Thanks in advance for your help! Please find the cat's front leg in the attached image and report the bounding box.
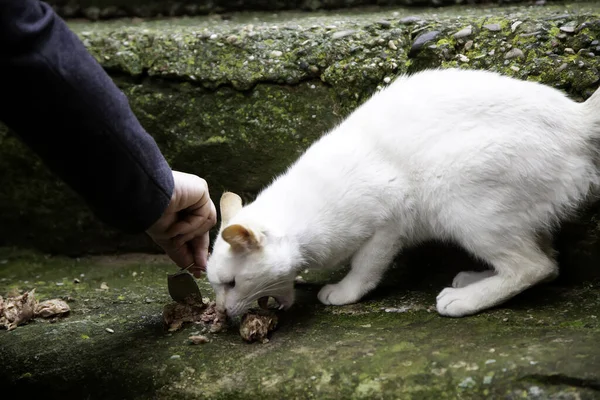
[318,228,402,306]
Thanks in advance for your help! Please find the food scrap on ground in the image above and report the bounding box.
[35,299,71,318]
[162,300,209,332]
[200,301,227,333]
[162,292,280,343]
[1,289,71,331]
[239,309,278,343]
[188,335,209,345]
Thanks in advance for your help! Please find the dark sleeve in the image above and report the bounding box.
[0,0,174,234]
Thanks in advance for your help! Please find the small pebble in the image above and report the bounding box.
[331,30,356,40]
[269,50,283,58]
[377,20,391,28]
[100,282,109,290]
[510,66,520,72]
[383,76,391,84]
[529,386,543,396]
[409,31,440,56]
[458,54,470,63]
[483,23,501,32]
[56,282,64,286]
[504,48,524,59]
[170,355,181,359]
[458,377,476,388]
[559,23,576,33]
[399,16,422,24]
[464,40,473,51]
[106,328,114,333]
[483,376,493,384]
[388,40,397,50]
[564,47,575,54]
[511,21,523,33]
[309,65,319,73]
[209,34,218,40]
[453,26,472,39]
[556,63,568,73]
[485,359,496,364]
[73,278,80,284]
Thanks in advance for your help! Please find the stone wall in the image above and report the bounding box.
[1,2,599,258]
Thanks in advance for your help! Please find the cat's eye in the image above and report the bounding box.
[226,280,236,288]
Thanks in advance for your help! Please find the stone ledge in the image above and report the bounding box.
[71,2,600,96]
[1,2,600,254]
[47,0,585,21]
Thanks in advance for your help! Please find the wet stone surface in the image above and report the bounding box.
[0,248,598,399]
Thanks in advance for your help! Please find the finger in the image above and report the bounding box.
[162,241,195,270]
[190,233,210,278]
[166,204,215,239]
[172,216,217,249]
[169,172,211,212]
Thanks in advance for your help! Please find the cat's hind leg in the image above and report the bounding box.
[318,227,402,306]
[452,270,496,288]
[437,235,558,317]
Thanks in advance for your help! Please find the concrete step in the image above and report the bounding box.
[0,248,599,399]
[1,2,599,255]
[48,0,579,21]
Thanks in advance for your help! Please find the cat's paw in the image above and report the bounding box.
[452,270,496,288]
[318,283,361,306]
[436,287,483,317]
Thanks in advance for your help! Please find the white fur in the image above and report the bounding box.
[206,67,600,318]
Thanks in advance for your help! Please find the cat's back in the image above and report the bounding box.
[367,68,577,123]
[342,68,586,157]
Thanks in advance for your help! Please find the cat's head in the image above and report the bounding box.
[206,192,299,317]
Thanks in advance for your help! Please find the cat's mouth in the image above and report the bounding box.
[257,296,292,311]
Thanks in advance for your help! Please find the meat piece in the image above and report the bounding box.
[239,309,278,343]
[1,289,37,331]
[35,299,70,318]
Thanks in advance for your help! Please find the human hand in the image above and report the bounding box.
[146,171,217,278]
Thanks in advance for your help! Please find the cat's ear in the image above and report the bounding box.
[220,191,243,226]
[221,224,262,252]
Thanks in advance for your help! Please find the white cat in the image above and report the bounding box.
[206,67,600,318]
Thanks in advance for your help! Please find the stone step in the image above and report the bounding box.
[0,249,599,399]
[1,2,600,255]
[48,0,578,21]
